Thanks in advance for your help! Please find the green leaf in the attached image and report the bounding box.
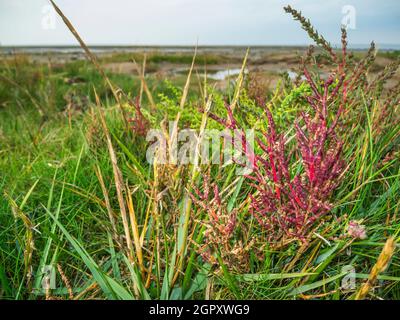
[237,272,316,282]
[46,206,132,300]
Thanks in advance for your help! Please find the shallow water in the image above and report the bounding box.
[206,68,244,80]
[287,70,306,81]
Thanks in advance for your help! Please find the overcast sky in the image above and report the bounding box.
[0,0,399,46]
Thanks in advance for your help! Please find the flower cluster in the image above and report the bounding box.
[189,173,251,269]
[248,74,346,242]
[128,96,149,136]
[206,66,347,244]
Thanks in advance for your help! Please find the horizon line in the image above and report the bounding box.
[1,43,399,49]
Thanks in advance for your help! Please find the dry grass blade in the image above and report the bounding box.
[49,1,116,99]
[139,54,147,105]
[94,90,134,263]
[4,192,35,286]
[73,282,98,300]
[132,57,156,111]
[169,45,198,150]
[179,45,198,111]
[172,95,213,285]
[126,187,146,276]
[49,0,130,127]
[231,48,249,111]
[94,164,119,245]
[192,95,212,173]
[57,263,74,299]
[355,237,397,300]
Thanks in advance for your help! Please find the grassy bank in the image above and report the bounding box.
[0,4,399,300]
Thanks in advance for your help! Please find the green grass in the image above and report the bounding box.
[100,52,224,65]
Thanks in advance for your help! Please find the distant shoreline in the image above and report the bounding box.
[1,44,399,53]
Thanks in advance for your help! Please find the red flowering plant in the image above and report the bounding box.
[189,170,255,270]
[246,73,347,244]
[199,10,353,246]
[205,76,346,245]
[128,96,149,136]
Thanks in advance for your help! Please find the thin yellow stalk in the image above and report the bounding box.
[49,0,130,127]
[195,69,205,103]
[172,95,212,285]
[57,263,74,299]
[73,282,98,300]
[139,149,161,244]
[94,165,119,244]
[231,48,249,112]
[192,95,213,174]
[169,46,197,154]
[126,188,145,275]
[49,0,116,100]
[139,54,147,106]
[132,57,156,111]
[94,91,134,263]
[145,247,155,288]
